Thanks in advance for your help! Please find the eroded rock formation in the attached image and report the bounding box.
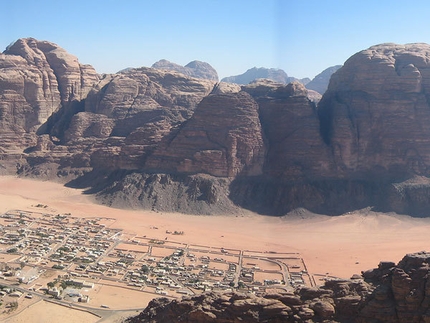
[242,80,330,179]
[146,91,265,177]
[0,38,98,150]
[231,43,430,216]
[319,43,430,180]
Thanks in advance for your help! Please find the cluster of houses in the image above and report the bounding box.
[0,211,120,267]
[115,248,303,296]
[0,210,311,306]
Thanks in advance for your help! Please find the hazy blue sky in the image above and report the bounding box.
[2,0,430,79]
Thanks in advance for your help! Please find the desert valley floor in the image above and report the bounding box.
[0,176,429,322]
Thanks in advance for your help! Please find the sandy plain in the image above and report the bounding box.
[1,175,430,321]
[3,299,100,323]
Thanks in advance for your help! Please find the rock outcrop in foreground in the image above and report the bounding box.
[126,252,430,323]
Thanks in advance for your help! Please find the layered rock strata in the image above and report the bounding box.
[0,38,98,149]
[231,43,430,216]
[242,80,330,179]
[146,91,265,177]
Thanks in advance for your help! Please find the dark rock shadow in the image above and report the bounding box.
[65,169,131,194]
[229,177,388,216]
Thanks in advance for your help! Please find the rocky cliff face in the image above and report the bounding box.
[229,44,430,216]
[93,79,331,215]
[319,43,430,180]
[22,67,215,176]
[146,91,265,177]
[4,38,98,105]
[83,67,215,170]
[125,252,430,323]
[359,251,430,323]
[0,38,98,150]
[152,59,219,81]
[221,67,309,85]
[0,39,216,182]
[84,68,214,137]
[242,80,331,179]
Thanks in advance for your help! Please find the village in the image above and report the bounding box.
[0,208,313,315]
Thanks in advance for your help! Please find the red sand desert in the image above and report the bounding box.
[0,175,428,280]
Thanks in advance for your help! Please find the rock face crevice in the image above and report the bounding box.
[243,80,332,179]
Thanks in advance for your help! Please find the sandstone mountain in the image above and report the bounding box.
[152,59,219,81]
[3,39,430,216]
[305,65,342,94]
[221,67,310,85]
[0,38,98,151]
[145,91,265,177]
[124,251,430,323]
[91,80,324,215]
[0,38,216,181]
[319,43,430,180]
[241,80,329,179]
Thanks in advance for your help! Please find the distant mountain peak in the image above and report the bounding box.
[221,67,309,85]
[305,65,342,94]
[151,59,218,81]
